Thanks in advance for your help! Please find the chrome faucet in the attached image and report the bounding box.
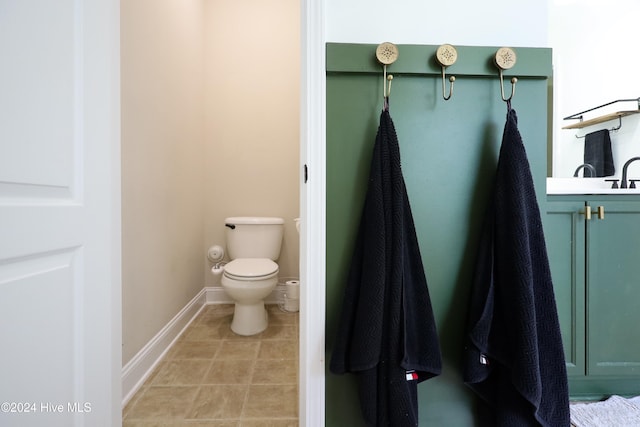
[620,156,640,188]
[573,163,596,177]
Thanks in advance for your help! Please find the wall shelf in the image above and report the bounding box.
[562,110,640,129]
[562,98,640,130]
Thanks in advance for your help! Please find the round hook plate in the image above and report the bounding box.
[436,44,458,67]
[495,47,517,70]
[376,42,399,65]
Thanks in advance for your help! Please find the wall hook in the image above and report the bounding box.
[494,47,518,102]
[435,44,457,100]
[376,42,399,100]
[386,74,394,98]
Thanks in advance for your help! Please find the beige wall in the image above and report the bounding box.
[121,0,206,365]
[203,0,300,285]
[121,0,300,365]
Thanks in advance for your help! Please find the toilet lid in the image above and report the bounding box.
[223,258,278,280]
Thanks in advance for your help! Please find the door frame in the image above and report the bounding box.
[299,0,326,425]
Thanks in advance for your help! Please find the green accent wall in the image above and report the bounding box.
[326,43,552,425]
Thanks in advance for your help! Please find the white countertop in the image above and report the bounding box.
[546,178,640,195]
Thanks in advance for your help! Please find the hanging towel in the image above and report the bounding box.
[463,108,570,427]
[584,129,615,177]
[330,108,442,426]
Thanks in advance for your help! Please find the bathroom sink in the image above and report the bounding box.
[547,177,640,194]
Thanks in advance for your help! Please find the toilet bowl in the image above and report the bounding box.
[222,258,279,335]
[218,216,284,336]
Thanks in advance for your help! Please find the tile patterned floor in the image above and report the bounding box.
[123,304,299,427]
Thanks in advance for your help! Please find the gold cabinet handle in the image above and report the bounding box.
[582,205,592,220]
[597,205,605,220]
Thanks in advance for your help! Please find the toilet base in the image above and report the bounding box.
[230,301,268,336]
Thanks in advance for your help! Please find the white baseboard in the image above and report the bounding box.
[121,284,289,407]
[121,288,207,406]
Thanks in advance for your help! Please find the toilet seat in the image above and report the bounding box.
[223,258,278,281]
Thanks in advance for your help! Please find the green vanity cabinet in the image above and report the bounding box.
[545,195,640,399]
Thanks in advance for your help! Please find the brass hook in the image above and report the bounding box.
[499,71,518,102]
[436,44,457,100]
[381,64,394,98]
[495,47,518,102]
[376,42,399,100]
[441,72,455,101]
[385,73,393,98]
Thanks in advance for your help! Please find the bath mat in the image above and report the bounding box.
[571,395,640,426]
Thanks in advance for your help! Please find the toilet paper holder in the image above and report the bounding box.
[207,245,225,262]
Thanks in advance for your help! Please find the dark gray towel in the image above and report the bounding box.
[330,109,442,426]
[464,108,570,427]
[584,129,615,177]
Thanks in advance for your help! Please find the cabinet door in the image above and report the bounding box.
[587,200,640,376]
[544,200,586,376]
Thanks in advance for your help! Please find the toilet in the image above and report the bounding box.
[220,216,284,336]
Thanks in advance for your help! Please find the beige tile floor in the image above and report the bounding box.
[123,304,299,427]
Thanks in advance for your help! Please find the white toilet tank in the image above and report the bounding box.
[224,217,284,260]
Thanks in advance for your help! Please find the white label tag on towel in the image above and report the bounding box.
[480,354,490,365]
[405,370,419,381]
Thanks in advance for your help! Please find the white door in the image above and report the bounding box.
[0,1,121,426]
